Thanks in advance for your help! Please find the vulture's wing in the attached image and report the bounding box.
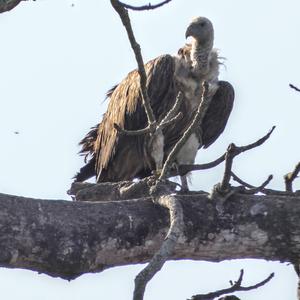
[95,54,177,182]
[73,125,98,182]
[201,80,234,148]
[73,86,117,182]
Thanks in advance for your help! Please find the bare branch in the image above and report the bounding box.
[236,126,275,153]
[0,0,23,13]
[114,123,153,136]
[69,177,179,202]
[133,195,184,300]
[158,112,183,129]
[176,126,276,177]
[290,83,300,92]
[237,174,273,195]
[113,112,182,136]
[110,0,156,125]
[230,172,298,196]
[160,81,210,180]
[157,92,184,131]
[118,0,172,11]
[1,192,300,282]
[220,143,236,191]
[178,154,226,175]
[284,162,300,192]
[189,270,274,300]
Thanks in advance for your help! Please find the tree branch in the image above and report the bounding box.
[0,0,23,13]
[160,82,210,180]
[189,269,274,300]
[118,0,173,11]
[157,92,184,131]
[0,192,300,281]
[237,174,273,195]
[284,162,300,192]
[111,0,156,126]
[134,195,184,300]
[176,126,276,177]
[113,111,182,136]
[289,83,300,92]
[220,143,236,191]
[231,172,300,196]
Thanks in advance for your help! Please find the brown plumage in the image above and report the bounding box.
[74,17,234,185]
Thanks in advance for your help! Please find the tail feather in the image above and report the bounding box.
[73,157,96,182]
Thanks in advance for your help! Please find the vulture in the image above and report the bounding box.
[74,17,234,190]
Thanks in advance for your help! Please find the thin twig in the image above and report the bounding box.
[284,162,300,192]
[111,0,156,126]
[133,195,184,300]
[159,81,210,180]
[289,83,300,92]
[118,0,172,11]
[159,112,183,129]
[233,173,273,195]
[236,126,276,153]
[157,91,183,130]
[189,270,274,300]
[231,172,297,196]
[242,174,273,194]
[114,112,182,136]
[114,123,152,136]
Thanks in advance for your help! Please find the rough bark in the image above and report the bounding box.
[0,191,299,280]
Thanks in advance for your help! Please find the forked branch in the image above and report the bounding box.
[177,126,276,176]
[231,172,300,196]
[159,82,210,180]
[284,162,300,192]
[189,269,274,300]
[114,111,182,136]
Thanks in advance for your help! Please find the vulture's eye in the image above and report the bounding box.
[200,22,206,27]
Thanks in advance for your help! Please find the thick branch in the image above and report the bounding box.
[0,192,300,280]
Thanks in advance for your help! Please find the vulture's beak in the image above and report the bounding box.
[185,25,193,39]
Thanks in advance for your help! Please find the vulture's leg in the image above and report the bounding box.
[175,133,200,192]
[149,128,165,176]
[180,174,189,192]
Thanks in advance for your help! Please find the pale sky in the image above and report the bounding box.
[0,0,299,299]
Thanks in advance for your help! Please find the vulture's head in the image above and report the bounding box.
[185,17,214,45]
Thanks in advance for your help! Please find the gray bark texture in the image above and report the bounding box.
[0,191,299,280]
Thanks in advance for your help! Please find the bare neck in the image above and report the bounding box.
[191,39,213,75]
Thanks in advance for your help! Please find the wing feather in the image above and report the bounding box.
[202,81,234,148]
[95,54,177,182]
